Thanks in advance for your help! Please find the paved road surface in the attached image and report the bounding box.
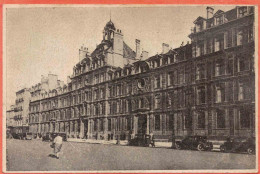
[6,139,256,171]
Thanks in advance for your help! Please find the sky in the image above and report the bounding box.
[5,5,236,109]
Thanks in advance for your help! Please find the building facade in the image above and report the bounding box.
[28,6,255,141]
[13,88,31,133]
[6,105,15,135]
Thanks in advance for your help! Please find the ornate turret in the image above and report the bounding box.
[103,20,116,41]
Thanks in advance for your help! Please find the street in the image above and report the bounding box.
[6,139,256,171]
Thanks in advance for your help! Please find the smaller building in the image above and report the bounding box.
[6,105,15,137]
[13,88,31,134]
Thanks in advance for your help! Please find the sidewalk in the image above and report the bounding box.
[67,138,222,151]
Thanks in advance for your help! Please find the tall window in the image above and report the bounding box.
[215,59,225,76]
[215,83,225,103]
[94,120,97,131]
[238,57,250,72]
[196,63,206,80]
[108,119,111,131]
[168,72,174,86]
[127,117,131,131]
[168,114,174,131]
[94,105,98,115]
[196,41,204,57]
[216,109,225,128]
[100,73,104,82]
[94,89,99,100]
[237,28,245,46]
[154,95,161,109]
[100,119,104,131]
[125,100,129,113]
[238,81,250,101]
[197,112,205,129]
[94,74,99,84]
[178,69,185,84]
[154,75,161,89]
[197,86,206,104]
[206,39,213,54]
[139,98,145,108]
[155,115,160,130]
[240,108,250,128]
[215,34,224,51]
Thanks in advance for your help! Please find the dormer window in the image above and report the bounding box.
[238,7,248,18]
[215,16,223,25]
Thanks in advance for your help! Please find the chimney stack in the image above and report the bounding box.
[79,45,88,61]
[206,7,214,19]
[162,43,169,54]
[135,39,141,59]
[140,51,149,60]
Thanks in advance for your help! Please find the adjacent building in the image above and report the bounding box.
[13,88,31,133]
[6,105,15,136]
[27,6,255,141]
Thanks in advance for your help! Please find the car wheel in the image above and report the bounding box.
[247,148,254,154]
[197,144,204,151]
[175,143,181,150]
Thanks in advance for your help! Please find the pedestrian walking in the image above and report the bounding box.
[52,134,63,159]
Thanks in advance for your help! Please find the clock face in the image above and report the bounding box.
[137,78,146,89]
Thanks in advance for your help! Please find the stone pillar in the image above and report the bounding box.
[146,115,150,134]
[192,111,196,136]
[133,115,138,135]
[104,118,108,140]
[87,119,91,139]
[80,119,84,138]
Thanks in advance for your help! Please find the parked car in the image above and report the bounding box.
[175,136,213,151]
[220,137,255,154]
[11,133,20,139]
[21,132,33,140]
[42,132,67,142]
[128,134,154,147]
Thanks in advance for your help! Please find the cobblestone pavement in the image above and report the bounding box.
[6,139,256,171]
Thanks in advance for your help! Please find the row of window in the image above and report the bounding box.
[193,26,254,58]
[194,6,254,33]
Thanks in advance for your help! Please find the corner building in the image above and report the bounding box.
[29,6,255,141]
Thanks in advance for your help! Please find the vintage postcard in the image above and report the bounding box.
[2,3,258,173]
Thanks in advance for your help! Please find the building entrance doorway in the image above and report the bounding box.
[137,115,147,135]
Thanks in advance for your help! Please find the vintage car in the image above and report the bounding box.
[128,134,154,147]
[220,137,255,154]
[175,136,213,151]
[11,133,21,139]
[42,132,67,142]
[22,132,33,140]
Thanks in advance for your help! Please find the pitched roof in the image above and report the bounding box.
[123,42,136,59]
[214,10,224,16]
[193,16,206,24]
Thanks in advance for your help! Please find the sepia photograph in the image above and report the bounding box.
[3,4,257,172]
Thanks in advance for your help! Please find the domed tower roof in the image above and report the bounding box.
[104,20,116,31]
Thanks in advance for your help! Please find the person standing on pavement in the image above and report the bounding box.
[53,134,63,159]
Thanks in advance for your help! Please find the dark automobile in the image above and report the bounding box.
[42,132,67,142]
[220,137,255,154]
[11,133,20,139]
[20,132,33,140]
[42,132,53,142]
[175,136,213,151]
[128,134,154,147]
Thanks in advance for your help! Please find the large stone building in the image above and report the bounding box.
[28,6,255,141]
